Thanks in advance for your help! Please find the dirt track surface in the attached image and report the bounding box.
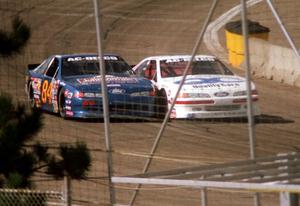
[1,0,300,205]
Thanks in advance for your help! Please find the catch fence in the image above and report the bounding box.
[0,188,63,206]
[0,0,300,206]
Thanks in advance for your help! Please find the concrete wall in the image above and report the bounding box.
[243,38,300,87]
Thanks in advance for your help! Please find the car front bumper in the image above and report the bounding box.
[170,102,261,119]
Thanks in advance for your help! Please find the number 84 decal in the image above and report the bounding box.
[41,80,53,104]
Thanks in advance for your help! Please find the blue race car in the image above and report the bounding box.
[25,53,167,119]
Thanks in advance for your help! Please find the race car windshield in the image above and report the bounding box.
[61,58,133,78]
[160,59,233,78]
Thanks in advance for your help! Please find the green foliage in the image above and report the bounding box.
[0,19,91,206]
[0,94,43,188]
[33,142,49,163]
[6,173,23,188]
[0,94,14,123]
[47,142,91,180]
[0,93,92,189]
[0,16,31,56]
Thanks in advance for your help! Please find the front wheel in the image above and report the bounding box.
[154,90,168,119]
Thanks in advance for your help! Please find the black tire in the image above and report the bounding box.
[58,89,66,118]
[27,82,37,109]
[155,89,168,119]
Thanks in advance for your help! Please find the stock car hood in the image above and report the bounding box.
[161,75,253,94]
[63,75,153,92]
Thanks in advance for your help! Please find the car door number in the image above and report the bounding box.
[41,80,53,104]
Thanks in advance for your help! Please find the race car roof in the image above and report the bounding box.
[53,53,121,59]
[141,54,217,61]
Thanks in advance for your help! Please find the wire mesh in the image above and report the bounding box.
[0,188,63,206]
[0,0,300,206]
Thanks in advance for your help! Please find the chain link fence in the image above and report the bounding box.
[0,188,63,206]
[1,0,300,206]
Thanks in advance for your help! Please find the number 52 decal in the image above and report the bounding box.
[41,80,53,104]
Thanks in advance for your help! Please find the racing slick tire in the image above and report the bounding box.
[58,89,67,118]
[155,89,168,119]
[27,82,37,109]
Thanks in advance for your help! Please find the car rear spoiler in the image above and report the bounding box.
[27,64,39,70]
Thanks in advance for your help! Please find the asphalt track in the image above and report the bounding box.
[1,0,300,205]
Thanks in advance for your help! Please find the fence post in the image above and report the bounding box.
[64,176,71,206]
[280,193,299,206]
[279,153,299,206]
[201,188,207,206]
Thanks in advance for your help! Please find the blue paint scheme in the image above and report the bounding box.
[25,53,159,119]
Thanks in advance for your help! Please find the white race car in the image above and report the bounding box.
[132,55,260,119]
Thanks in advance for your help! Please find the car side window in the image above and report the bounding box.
[145,60,157,81]
[135,60,157,81]
[45,58,59,78]
[135,61,148,77]
[35,58,51,74]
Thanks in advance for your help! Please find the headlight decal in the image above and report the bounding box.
[74,91,102,98]
[130,91,151,97]
[233,90,258,96]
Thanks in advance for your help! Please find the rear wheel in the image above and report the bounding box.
[58,89,66,118]
[155,89,168,119]
[27,82,36,108]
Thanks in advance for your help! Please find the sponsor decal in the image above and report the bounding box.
[32,78,42,92]
[106,76,138,84]
[53,102,58,113]
[67,56,98,62]
[66,111,74,116]
[65,100,72,105]
[52,80,59,100]
[107,84,121,87]
[166,56,215,63]
[192,83,240,89]
[64,90,73,99]
[77,76,138,85]
[193,83,240,89]
[214,91,229,97]
[107,76,138,84]
[77,76,101,84]
[65,105,72,111]
[175,77,243,85]
[67,56,118,62]
[103,56,119,60]
[172,77,243,89]
[109,88,126,94]
[170,108,177,118]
